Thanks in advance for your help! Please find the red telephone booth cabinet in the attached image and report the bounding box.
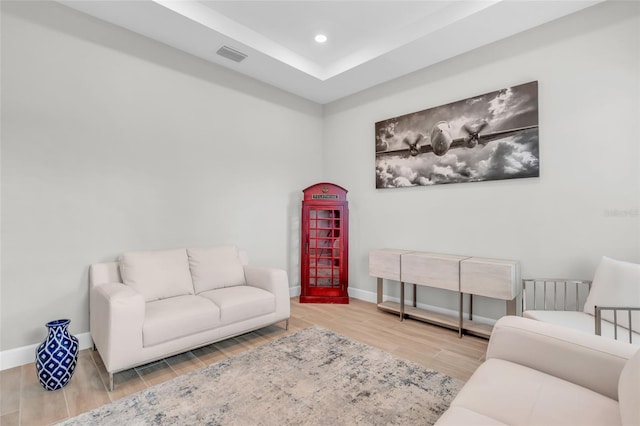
[300,183,349,304]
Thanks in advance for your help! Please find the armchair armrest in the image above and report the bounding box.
[244,266,290,319]
[522,278,591,312]
[488,316,637,400]
[595,306,640,344]
[90,282,145,372]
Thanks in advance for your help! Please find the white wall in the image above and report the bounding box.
[323,1,640,317]
[1,1,323,351]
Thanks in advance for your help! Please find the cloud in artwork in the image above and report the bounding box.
[393,176,413,187]
[376,130,539,187]
[483,136,539,179]
[376,159,420,187]
[488,87,513,118]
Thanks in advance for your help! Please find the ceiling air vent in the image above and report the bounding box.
[216,46,248,63]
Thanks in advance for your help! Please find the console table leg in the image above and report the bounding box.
[400,281,405,321]
[469,294,473,321]
[458,292,464,338]
[377,278,383,305]
[413,284,417,307]
[506,298,516,316]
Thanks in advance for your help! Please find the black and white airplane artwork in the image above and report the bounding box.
[376,120,538,158]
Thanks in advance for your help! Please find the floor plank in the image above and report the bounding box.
[135,360,177,387]
[19,364,68,426]
[0,411,19,426]
[63,350,111,417]
[1,366,21,417]
[165,351,206,376]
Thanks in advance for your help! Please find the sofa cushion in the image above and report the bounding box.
[199,286,275,324]
[143,295,220,347]
[523,310,640,344]
[187,246,246,293]
[584,256,640,332]
[619,349,640,426]
[447,358,621,426]
[120,249,194,302]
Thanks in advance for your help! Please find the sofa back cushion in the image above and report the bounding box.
[583,257,640,332]
[618,348,640,426]
[119,249,194,302]
[187,246,246,293]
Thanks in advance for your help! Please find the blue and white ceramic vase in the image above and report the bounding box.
[35,319,79,391]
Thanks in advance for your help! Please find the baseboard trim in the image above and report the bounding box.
[0,332,93,371]
[289,285,301,297]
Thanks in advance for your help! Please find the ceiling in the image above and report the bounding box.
[58,0,603,104]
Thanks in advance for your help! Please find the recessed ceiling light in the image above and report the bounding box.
[314,34,327,44]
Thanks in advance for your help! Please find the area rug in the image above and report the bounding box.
[60,326,462,425]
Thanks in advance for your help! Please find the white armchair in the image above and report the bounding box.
[436,316,640,425]
[522,257,640,344]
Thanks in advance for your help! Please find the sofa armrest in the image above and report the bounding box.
[244,266,291,319]
[90,282,145,372]
[488,316,638,400]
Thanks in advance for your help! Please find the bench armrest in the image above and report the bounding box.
[90,282,145,372]
[488,316,638,400]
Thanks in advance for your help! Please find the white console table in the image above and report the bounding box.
[369,249,520,338]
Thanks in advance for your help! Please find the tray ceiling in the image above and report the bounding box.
[58,0,603,104]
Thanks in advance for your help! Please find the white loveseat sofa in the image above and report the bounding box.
[89,246,290,390]
[436,316,640,426]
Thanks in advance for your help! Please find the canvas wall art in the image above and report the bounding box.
[375,81,539,188]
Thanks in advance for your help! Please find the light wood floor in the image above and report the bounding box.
[0,298,488,426]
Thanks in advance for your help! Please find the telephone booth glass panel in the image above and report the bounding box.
[308,208,341,289]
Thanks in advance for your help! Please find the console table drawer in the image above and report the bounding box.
[460,257,519,300]
[401,252,468,291]
[369,249,414,281]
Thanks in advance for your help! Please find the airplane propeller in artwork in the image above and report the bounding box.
[376,120,538,157]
